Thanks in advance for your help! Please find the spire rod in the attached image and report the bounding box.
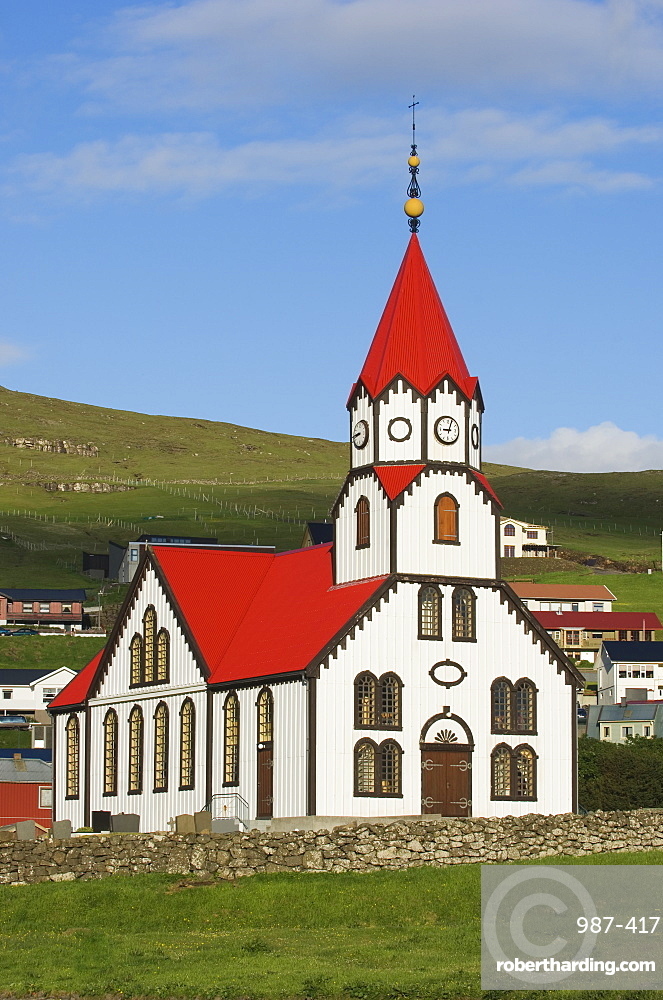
[404,95,424,233]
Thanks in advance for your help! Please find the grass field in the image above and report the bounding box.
[0,634,104,672]
[0,855,662,1000]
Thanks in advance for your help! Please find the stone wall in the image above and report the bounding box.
[2,810,663,885]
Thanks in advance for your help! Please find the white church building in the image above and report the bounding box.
[51,190,582,830]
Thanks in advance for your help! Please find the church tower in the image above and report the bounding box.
[333,145,500,585]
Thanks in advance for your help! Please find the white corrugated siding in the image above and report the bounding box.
[53,709,86,830]
[350,387,374,468]
[428,384,468,465]
[335,474,390,584]
[376,382,422,464]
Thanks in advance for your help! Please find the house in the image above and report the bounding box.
[0,589,86,631]
[49,168,582,832]
[0,667,79,717]
[500,518,558,558]
[0,754,52,827]
[597,641,663,704]
[532,611,661,662]
[302,522,334,547]
[82,551,110,580]
[116,535,220,583]
[510,583,616,613]
[586,701,663,742]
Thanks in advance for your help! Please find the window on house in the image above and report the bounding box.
[504,546,515,558]
[61,604,72,614]
[224,692,240,785]
[39,603,50,613]
[571,603,579,612]
[257,688,273,744]
[130,634,142,686]
[128,706,143,794]
[153,702,169,792]
[66,715,80,798]
[452,587,475,641]
[603,727,610,738]
[355,497,370,548]
[622,726,633,737]
[491,679,536,734]
[646,670,654,678]
[179,699,195,789]
[593,603,604,612]
[645,631,652,641]
[103,709,118,796]
[2,690,10,700]
[354,673,376,727]
[644,726,651,737]
[418,585,442,638]
[355,740,375,794]
[619,631,628,641]
[354,739,402,796]
[156,629,170,683]
[130,548,139,562]
[354,673,402,729]
[504,524,516,537]
[491,743,537,800]
[43,688,56,704]
[379,675,401,727]
[526,530,538,539]
[491,679,512,732]
[39,786,52,809]
[378,741,401,795]
[514,746,536,798]
[491,744,512,798]
[592,633,603,639]
[631,631,640,641]
[143,607,157,683]
[566,631,580,646]
[434,495,459,543]
[619,670,627,677]
[515,680,536,732]
[22,603,33,613]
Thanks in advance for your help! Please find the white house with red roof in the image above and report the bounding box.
[50,170,582,831]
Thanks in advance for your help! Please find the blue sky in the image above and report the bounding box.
[1,0,663,471]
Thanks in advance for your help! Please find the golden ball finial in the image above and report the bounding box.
[404,197,424,218]
[408,155,420,167]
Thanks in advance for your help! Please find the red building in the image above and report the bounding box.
[0,589,86,631]
[0,755,52,827]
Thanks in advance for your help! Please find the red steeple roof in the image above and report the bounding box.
[355,234,478,401]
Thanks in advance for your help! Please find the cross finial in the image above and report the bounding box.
[409,95,419,144]
[404,96,424,233]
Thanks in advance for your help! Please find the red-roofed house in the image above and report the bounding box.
[50,218,581,833]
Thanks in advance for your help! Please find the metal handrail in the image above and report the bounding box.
[204,792,250,831]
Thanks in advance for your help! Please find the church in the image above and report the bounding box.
[50,147,582,831]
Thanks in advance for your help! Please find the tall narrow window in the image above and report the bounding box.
[130,634,142,686]
[514,745,536,799]
[491,679,513,733]
[379,674,401,727]
[355,740,375,794]
[355,496,370,548]
[128,706,143,794]
[491,744,512,799]
[434,495,459,542]
[103,709,118,796]
[419,585,442,638]
[354,673,376,727]
[65,714,80,798]
[156,629,170,683]
[452,587,475,640]
[143,607,157,683]
[257,688,273,743]
[379,741,401,795]
[224,692,240,785]
[515,680,536,733]
[153,702,169,792]
[179,699,195,789]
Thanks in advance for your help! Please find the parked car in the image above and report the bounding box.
[8,628,38,636]
[0,715,29,728]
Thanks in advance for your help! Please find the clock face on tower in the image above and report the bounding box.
[352,419,369,449]
[434,416,460,445]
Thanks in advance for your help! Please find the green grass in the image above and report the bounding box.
[0,729,30,748]
[0,634,104,672]
[1,855,663,999]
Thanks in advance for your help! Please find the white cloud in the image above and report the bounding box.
[8,109,660,198]
[0,342,28,367]
[58,0,663,113]
[484,422,663,472]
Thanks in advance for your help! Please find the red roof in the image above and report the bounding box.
[472,470,502,508]
[375,465,425,500]
[534,612,662,630]
[354,235,478,401]
[48,650,104,709]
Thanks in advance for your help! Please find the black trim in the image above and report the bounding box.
[429,659,467,688]
[353,737,403,797]
[420,709,474,748]
[387,417,412,442]
[152,701,169,794]
[178,697,196,791]
[490,742,538,802]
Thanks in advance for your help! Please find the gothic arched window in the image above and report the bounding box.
[354,673,402,729]
[65,714,80,799]
[379,674,401,728]
[491,678,536,734]
[257,688,273,744]
[452,586,476,640]
[491,743,512,799]
[354,672,377,727]
[128,706,143,794]
[143,607,157,683]
[179,699,195,789]
[515,679,536,733]
[224,692,240,786]
[434,494,459,543]
[130,634,142,686]
[355,496,370,548]
[491,743,537,800]
[354,739,376,794]
[418,585,442,639]
[491,678,513,733]
[379,740,402,795]
[153,702,169,792]
[354,739,402,796]
[156,629,170,683]
[514,745,536,799]
[103,708,118,796]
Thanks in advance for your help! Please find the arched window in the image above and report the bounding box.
[257,688,273,744]
[491,743,512,799]
[65,714,79,799]
[128,706,143,794]
[179,699,195,789]
[491,678,513,733]
[418,585,442,638]
[153,702,169,792]
[354,672,377,727]
[354,739,375,794]
[491,743,537,800]
[379,741,402,795]
[156,629,170,683]
[143,607,157,683]
[224,692,240,786]
[503,523,516,536]
[103,709,118,796]
[355,496,370,548]
[434,494,459,543]
[515,680,536,733]
[130,634,142,686]
[379,674,401,728]
[452,586,475,640]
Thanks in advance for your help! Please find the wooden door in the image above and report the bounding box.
[421,746,472,816]
[256,744,273,819]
